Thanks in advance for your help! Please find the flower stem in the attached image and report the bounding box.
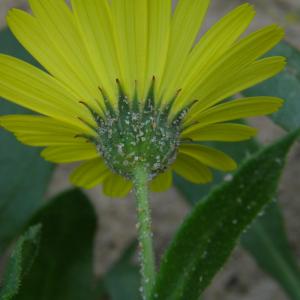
[133,166,156,300]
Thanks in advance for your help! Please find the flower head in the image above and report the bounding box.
[0,0,285,197]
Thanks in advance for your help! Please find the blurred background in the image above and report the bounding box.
[0,0,300,299]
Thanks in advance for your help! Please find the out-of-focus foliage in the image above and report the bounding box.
[4,189,97,300]
[99,242,140,300]
[242,202,300,300]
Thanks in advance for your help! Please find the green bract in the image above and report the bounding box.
[82,80,191,180]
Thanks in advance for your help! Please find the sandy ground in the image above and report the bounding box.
[1,0,300,299]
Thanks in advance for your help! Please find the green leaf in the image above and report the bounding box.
[13,189,97,300]
[242,202,300,300]
[0,28,53,254]
[175,137,300,300]
[151,130,300,300]
[100,241,140,300]
[244,41,300,132]
[0,225,41,300]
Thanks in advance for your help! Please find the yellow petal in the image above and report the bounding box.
[176,24,284,114]
[103,173,133,198]
[185,56,286,124]
[71,0,120,104]
[173,153,212,184]
[175,4,255,109]
[194,25,283,104]
[185,97,283,127]
[0,54,94,129]
[159,0,210,104]
[182,123,257,142]
[70,158,111,189]
[179,144,237,171]
[41,144,98,163]
[0,115,95,146]
[146,0,172,99]
[150,170,173,193]
[202,56,286,111]
[9,1,101,113]
[111,0,148,98]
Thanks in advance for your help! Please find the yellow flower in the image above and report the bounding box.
[0,0,285,197]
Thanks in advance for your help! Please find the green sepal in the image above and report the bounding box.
[117,79,131,118]
[98,86,117,118]
[143,77,156,116]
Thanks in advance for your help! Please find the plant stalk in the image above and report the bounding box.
[133,166,156,300]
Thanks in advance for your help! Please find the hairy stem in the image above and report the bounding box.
[133,166,156,299]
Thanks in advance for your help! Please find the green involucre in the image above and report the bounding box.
[81,79,192,180]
